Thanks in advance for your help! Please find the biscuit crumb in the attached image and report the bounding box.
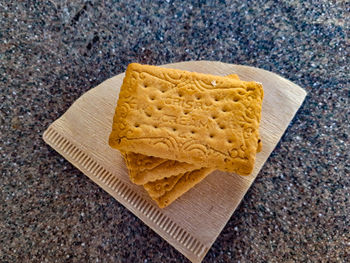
[211,80,217,86]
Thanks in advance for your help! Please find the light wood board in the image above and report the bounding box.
[43,61,306,262]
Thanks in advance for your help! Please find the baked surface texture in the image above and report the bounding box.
[144,167,214,208]
[109,63,263,175]
[123,152,199,185]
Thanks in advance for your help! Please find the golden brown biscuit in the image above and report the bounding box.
[123,152,166,171]
[123,73,244,184]
[144,167,214,208]
[143,172,183,199]
[109,63,263,175]
[123,152,199,185]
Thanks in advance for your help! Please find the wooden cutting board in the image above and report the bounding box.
[43,61,306,262]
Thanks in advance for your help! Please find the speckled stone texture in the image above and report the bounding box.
[1,0,349,262]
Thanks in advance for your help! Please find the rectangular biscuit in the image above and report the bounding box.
[122,73,243,185]
[143,167,214,208]
[123,152,199,185]
[109,63,263,175]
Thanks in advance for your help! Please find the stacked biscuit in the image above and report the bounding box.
[109,63,263,208]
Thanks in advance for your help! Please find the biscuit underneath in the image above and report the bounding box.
[144,168,214,208]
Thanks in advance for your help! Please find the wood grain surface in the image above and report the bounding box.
[43,61,306,263]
